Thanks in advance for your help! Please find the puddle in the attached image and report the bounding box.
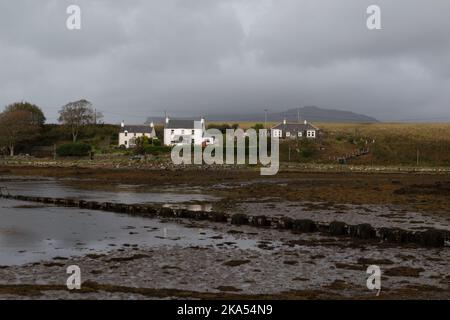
[0,199,259,266]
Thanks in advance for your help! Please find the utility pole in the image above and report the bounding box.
[297,107,300,123]
[264,109,268,129]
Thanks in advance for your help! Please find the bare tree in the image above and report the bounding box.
[0,109,41,156]
[58,99,95,142]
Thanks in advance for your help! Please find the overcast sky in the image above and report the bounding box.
[1,0,450,123]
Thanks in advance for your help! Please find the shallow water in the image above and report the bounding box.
[0,199,259,266]
[0,178,217,204]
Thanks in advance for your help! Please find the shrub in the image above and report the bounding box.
[143,145,171,155]
[56,143,91,157]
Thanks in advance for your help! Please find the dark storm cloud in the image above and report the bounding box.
[0,0,449,122]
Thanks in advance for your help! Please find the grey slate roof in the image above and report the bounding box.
[165,119,196,129]
[271,122,317,132]
[120,125,155,134]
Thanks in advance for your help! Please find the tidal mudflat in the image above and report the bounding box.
[0,173,449,299]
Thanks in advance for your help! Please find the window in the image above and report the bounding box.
[124,140,127,145]
[192,139,195,144]
[134,133,137,137]
[298,132,302,137]
[171,129,175,134]
[286,132,291,137]
[124,131,128,137]
[307,130,315,138]
[192,130,195,135]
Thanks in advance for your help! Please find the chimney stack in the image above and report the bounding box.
[150,121,154,128]
[121,121,124,128]
[304,120,307,125]
[283,119,287,125]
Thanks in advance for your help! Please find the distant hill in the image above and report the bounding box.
[147,106,378,124]
[204,106,378,123]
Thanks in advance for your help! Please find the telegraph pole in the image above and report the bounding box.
[264,109,268,129]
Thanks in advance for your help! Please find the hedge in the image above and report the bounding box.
[143,145,171,155]
[56,143,92,157]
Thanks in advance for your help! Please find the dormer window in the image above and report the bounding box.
[124,131,128,137]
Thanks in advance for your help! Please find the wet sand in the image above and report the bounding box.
[0,168,449,299]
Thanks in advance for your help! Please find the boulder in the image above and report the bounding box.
[250,215,271,227]
[231,213,249,225]
[159,207,175,218]
[192,211,209,220]
[208,212,228,222]
[329,221,348,236]
[276,217,294,229]
[292,219,317,233]
[349,224,376,239]
[416,230,445,247]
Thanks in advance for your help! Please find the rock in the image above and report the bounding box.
[416,229,445,247]
[329,221,348,236]
[86,201,100,210]
[292,219,317,233]
[192,211,209,220]
[100,202,113,210]
[349,224,376,239]
[276,217,294,229]
[175,209,190,218]
[378,227,416,243]
[231,213,249,225]
[159,207,175,218]
[208,212,228,222]
[250,215,271,227]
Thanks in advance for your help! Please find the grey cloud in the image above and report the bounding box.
[0,0,449,123]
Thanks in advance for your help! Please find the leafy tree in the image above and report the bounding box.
[4,101,46,127]
[58,99,95,142]
[134,136,151,154]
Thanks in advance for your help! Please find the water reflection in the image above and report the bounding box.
[0,178,217,204]
[0,199,258,266]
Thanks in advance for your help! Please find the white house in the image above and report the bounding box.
[271,120,318,139]
[164,117,211,146]
[119,122,157,149]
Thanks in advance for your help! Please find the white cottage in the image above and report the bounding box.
[271,120,318,139]
[119,122,157,149]
[163,117,210,146]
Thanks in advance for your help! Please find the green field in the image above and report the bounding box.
[209,122,450,167]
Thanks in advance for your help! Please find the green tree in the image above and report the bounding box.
[4,101,46,127]
[134,136,151,154]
